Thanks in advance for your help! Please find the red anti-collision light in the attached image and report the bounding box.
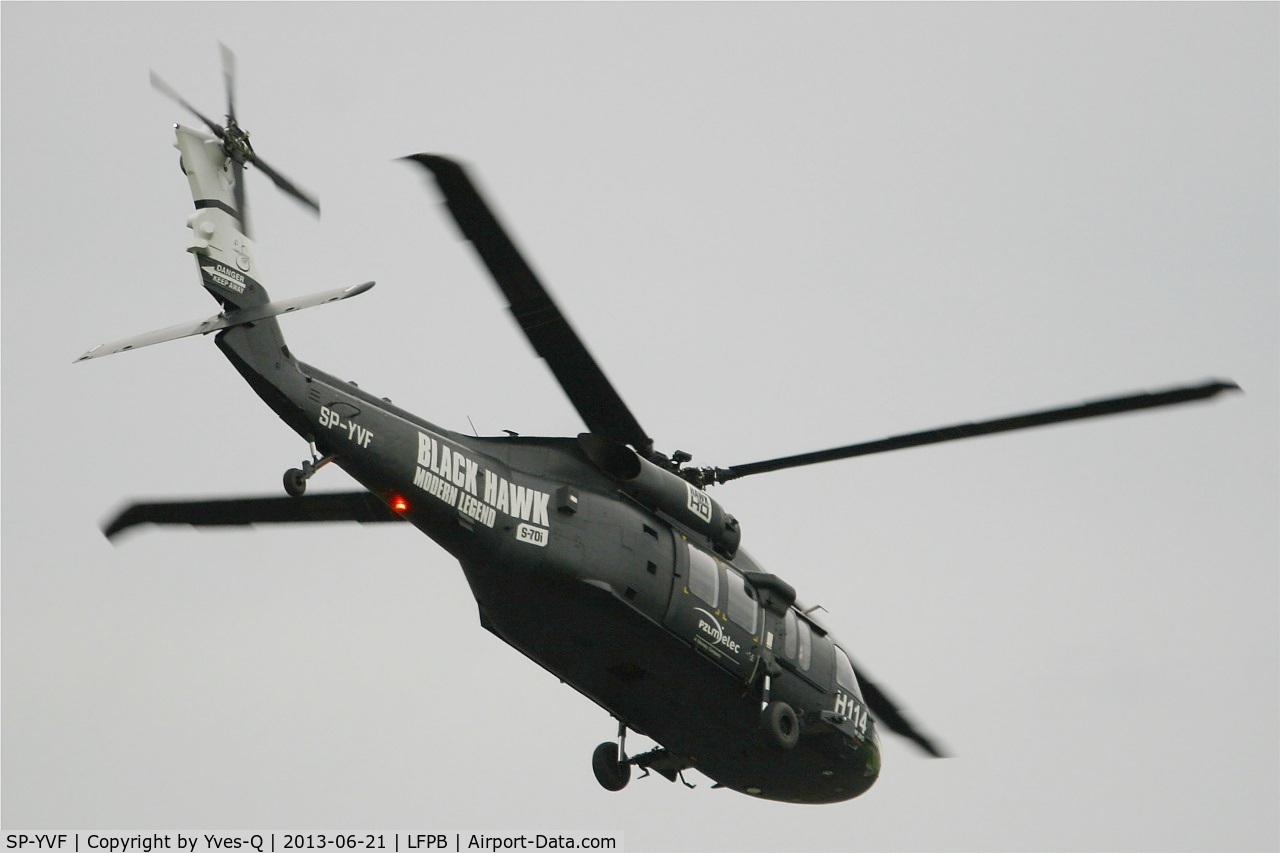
[391,495,409,513]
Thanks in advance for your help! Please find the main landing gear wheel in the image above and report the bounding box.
[761,700,800,750]
[592,742,631,792]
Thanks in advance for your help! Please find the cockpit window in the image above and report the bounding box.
[783,609,798,660]
[795,614,812,672]
[834,646,864,701]
[724,569,757,633]
[687,544,719,605]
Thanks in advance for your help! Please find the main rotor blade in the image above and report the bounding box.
[103,492,404,540]
[249,154,320,214]
[716,380,1240,483]
[149,70,224,139]
[406,154,653,454]
[850,660,947,757]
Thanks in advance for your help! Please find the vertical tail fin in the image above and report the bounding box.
[176,125,270,310]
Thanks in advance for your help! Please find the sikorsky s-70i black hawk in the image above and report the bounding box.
[80,51,1239,804]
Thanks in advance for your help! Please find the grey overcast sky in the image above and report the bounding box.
[3,3,1277,850]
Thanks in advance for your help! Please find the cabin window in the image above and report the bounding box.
[724,569,758,633]
[795,615,812,672]
[783,609,798,660]
[834,646,865,701]
[687,544,719,606]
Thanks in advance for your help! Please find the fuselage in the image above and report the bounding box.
[221,334,880,802]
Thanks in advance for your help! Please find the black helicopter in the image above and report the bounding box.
[80,51,1239,804]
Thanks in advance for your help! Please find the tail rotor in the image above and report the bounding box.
[150,44,320,235]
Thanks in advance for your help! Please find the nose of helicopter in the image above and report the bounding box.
[832,730,882,800]
[743,728,882,804]
[816,723,883,802]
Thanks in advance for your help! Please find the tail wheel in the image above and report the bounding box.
[283,468,307,497]
[592,742,631,792]
[761,701,800,750]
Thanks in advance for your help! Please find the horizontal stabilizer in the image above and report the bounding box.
[103,490,404,540]
[76,281,374,362]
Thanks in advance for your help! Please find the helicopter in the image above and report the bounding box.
[78,49,1239,804]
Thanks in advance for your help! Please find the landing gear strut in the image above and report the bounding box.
[592,722,631,792]
[284,444,335,497]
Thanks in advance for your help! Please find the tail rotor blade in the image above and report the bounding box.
[251,154,320,214]
[232,158,250,237]
[149,70,224,139]
[219,41,237,125]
